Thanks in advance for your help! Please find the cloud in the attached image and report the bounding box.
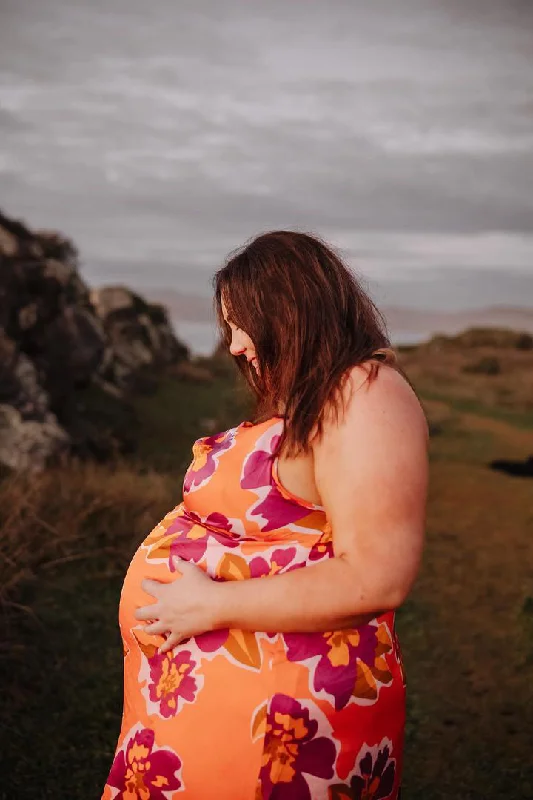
[1,0,532,292]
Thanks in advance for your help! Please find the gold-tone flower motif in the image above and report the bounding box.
[324,631,361,668]
[262,712,309,784]
[191,439,211,471]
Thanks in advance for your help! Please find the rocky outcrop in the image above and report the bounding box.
[91,286,189,388]
[0,209,190,471]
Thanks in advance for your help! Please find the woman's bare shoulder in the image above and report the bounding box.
[323,361,429,444]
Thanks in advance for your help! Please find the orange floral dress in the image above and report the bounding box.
[102,416,406,800]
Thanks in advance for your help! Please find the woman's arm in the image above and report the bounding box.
[213,364,429,631]
[137,365,429,651]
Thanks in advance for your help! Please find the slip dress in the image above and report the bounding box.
[102,415,406,800]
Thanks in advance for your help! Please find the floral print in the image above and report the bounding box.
[192,623,265,671]
[258,695,337,800]
[241,427,314,532]
[329,739,397,800]
[147,649,199,718]
[106,724,182,799]
[248,546,306,578]
[168,509,240,564]
[309,522,333,561]
[146,508,240,565]
[103,416,405,799]
[283,621,394,710]
[131,627,202,719]
[183,426,237,493]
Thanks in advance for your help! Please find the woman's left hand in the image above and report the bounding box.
[134,556,221,654]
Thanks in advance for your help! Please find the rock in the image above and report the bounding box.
[0,330,51,421]
[0,404,69,472]
[38,306,107,392]
[91,286,189,387]
[0,209,193,471]
[35,228,79,268]
[90,286,136,317]
[0,225,18,257]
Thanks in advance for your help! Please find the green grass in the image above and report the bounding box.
[1,566,124,797]
[428,419,498,465]
[420,389,533,431]
[132,369,252,474]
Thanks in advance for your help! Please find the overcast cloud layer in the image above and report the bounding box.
[1,0,532,346]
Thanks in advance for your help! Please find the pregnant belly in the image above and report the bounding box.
[120,535,400,722]
[118,538,282,733]
[119,507,401,713]
[118,527,299,678]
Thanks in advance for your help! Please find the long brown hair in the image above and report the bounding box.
[213,230,407,457]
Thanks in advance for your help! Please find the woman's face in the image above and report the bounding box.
[221,297,259,373]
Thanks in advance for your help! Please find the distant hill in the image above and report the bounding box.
[384,304,533,343]
[142,287,533,346]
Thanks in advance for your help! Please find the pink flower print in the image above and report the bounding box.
[194,627,229,652]
[258,694,337,800]
[241,435,311,532]
[161,509,239,564]
[309,523,333,562]
[248,546,305,578]
[147,649,198,718]
[105,724,182,799]
[283,622,393,710]
[183,427,237,493]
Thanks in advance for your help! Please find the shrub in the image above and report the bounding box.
[462,356,501,376]
[516,333,533,351]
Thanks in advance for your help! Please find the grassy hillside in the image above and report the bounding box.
[1,334,532,799]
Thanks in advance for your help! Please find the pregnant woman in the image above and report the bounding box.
[102,231,429,800]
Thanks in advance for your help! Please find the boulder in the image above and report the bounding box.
[0,209,192,471]
[0,404,69,472]
[0,330,50,421]
[91,286,189,388]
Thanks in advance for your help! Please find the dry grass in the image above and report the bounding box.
[0,355,251,654]
[400,335,533,414]
[0,461,174,656]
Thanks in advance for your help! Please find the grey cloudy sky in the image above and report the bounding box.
[1,0,532,350]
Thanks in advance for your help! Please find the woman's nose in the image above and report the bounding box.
[229,331,246,357]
